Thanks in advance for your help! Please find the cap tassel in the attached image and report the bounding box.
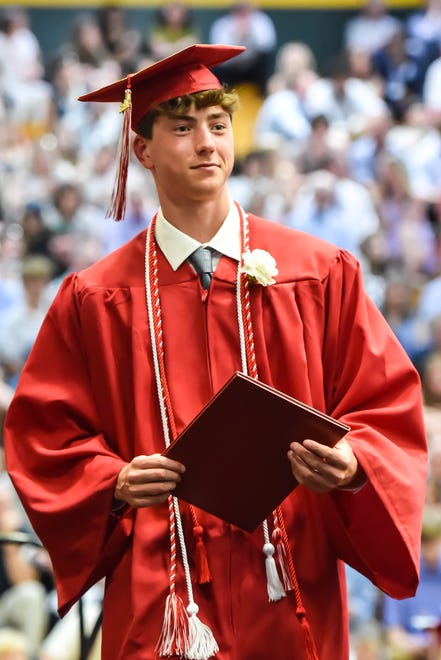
[106,76,132,221]
[193,525,211,584]
[156,592,190,657]
[186,602,219,660]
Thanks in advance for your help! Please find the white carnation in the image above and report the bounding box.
[241,249,278,286]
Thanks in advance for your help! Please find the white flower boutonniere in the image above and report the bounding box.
[241,249,278,286]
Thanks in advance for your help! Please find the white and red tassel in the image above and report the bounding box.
[272,525,294,592]
[155,592,189,657]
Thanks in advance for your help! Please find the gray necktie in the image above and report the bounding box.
[188,246,213,290]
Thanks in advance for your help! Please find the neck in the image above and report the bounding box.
[158,192,230,243]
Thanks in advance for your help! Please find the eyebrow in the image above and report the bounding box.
[166,111,230,123]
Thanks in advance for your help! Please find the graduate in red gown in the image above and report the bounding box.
[4,45,427,660]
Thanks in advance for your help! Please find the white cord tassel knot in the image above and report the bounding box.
[185,602,219,660]
[263,542,286,602]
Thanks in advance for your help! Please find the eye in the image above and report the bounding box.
[212,122,227,132]
[173,124,191,134]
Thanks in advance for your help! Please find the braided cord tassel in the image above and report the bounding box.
[236,203,318,659]
[277,507,319,660]
[272,509,294,592]
[236,204,286,603]
[146,222,217,659]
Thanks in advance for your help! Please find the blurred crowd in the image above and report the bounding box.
[0,1,440,658]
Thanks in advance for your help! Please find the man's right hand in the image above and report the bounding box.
[114,454,186,508]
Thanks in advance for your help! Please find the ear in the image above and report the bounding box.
[133,134,153,170]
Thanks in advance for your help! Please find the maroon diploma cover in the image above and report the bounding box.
[164,371,350,532]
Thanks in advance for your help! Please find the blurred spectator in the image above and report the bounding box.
[381,276,431,365]
[285,169,362,257]
[303,52,389,140]
[45,182,104,246]
[296,114,338,173]
[376,152,438,276]
[421,349,441,409]
[417,273,441,324]
[19,205,54,261]
[406,0,441,62]
[0,628,30,660]
[382,505,441,659]
[103,189,154,254]
[209,2,277,93]
[253,70,311,151]
[345,564,382,660]
[56,12,123,100]
[0,255,53,389]
[39,583,103,660]
[372,27,431,121]
[343,0,402,56]
[0,479,49,656]
[42,234,105,307]
[66,12,108,68]
[266,41,317,94]
[325,150,381,245]
[0,374,13,445]
[147,2,199,61]
[0,224,26,316]
[384,108,441,206]
[422,46,441,125]
[228,149,274,214]
[96,5,142,74]
[0,7,51,138]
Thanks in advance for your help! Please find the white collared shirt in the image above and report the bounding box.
[154,202,241,271]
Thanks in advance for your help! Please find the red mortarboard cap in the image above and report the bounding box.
[79,43,245,132]
[78,44,244,221]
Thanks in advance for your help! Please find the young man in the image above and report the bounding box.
[4,45,427,660]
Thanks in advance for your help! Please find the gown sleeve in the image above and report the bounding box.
[4,274,135,616]
[321,248,428,599]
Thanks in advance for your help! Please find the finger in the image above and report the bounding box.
[132,454,186,473]
[289,442,327,472]
[127,467,184,485]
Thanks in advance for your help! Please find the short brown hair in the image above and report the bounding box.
[137,88,239,139]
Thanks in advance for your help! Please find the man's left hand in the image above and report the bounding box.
[287,437,363,493]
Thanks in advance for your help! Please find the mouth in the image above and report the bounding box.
[191,163,220,170]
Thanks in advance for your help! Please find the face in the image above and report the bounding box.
[133,104,234,207]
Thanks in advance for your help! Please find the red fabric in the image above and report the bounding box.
[4,215,427,659]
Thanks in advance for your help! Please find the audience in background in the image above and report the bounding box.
[147,1,199,61]
[209,2,277,93]
[0,3,440,657]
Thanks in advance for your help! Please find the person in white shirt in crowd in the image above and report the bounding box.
[302,51,390,141]
[253,70,312,152]
[343,0,402,57]
[406,0,441,61]
[0,7,52,136]
[0,255,53,389]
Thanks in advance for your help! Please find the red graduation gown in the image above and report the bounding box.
[4,214,427,659]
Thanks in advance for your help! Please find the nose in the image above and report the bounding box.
[194,125,215,153]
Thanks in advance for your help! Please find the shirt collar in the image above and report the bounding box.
[155,202,241,271]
